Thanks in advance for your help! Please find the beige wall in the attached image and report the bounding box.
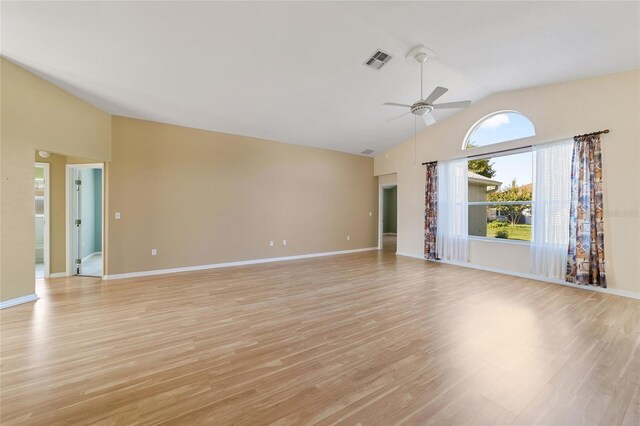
[375,70,640,294]
[4,57,636,302]
[378,173,397,187]
[1,58,111,301]
[1,59,376,300]
[107,117,377,275]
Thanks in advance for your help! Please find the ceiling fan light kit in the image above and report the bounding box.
[410,103,433,116]
[384,45,472,126]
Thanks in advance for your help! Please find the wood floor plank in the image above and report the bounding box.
[1,242,639,425]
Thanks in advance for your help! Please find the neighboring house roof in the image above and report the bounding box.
[468,171,502,186]
[520,183,532,192]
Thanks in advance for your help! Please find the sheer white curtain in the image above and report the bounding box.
[531,139,573,278]
[437,158,469,262]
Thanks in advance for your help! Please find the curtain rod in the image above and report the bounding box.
[421,129,610,165]
[575,129,609,138]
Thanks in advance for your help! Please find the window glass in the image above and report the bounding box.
[464,111,535,149]
[468,151,533,241]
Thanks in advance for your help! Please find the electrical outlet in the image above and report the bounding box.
[347,236,350,241]
[282,240,287,246]
[151,249,157,256]
[269,241,274,247]
[115,212,121,220]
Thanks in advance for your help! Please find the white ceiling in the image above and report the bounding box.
[2,1,639,155]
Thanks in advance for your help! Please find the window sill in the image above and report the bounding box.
[468,236,530,245]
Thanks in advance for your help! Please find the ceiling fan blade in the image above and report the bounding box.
[383,102,412,108]
[424,86,448,104]
[423,112,436,126]
[386,111,412,122]
[432,100,472,109]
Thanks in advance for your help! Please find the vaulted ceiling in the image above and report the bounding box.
[2,1,638,155]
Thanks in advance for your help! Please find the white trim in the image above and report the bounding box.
[468,201,532,206]
[465,144,533,161]
[65,165,71,277]
[49,272,68,278]
[378,185,384,250]
[0,294,39,309]
[66,163,105,169]
[395,252,640,300]
[35,162,50,278]
[468,236,530,245]
[395,252,424,260]
[462,110,536,151]
[104,247,379,280]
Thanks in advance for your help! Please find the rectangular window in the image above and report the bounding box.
[467,150,533,242]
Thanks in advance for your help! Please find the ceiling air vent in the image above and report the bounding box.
[361,149,375,155]
[364,49,392,70]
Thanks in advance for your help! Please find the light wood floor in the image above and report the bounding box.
[382,234,397,253]
[1,249,639,425]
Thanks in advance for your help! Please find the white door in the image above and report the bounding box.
[70,166,104,277]
[74,169,83,275]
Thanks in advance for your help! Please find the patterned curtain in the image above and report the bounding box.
[424,162,438,260]
[566,134,606,287]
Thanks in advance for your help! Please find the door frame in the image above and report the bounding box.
[35,162,50,278]
[378,183,397,250]
[66,163,105,278]
[378,184,384,250]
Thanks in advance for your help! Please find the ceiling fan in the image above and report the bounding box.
[384,46,471,126]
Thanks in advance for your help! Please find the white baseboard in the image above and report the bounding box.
[395,252,424,260]
[49,272,68,278]
[395,252,640,300]
[0,294,39,309]
[82,251,101,262]
[104,247,379,281]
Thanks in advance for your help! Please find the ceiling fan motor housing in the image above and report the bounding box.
[411,102,433,116]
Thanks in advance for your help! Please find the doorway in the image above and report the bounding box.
[381,185,397,252]
[35,163,50,278]
[67,164,104,277]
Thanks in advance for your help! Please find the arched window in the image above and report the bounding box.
[463,111,535,149]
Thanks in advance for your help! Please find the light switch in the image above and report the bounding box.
[269,241,274,247]
[115,212,121,220]
[151,249,157,256]
[282,240,287,246]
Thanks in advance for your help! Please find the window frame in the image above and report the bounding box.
[466,146,534,244]
[462,110,536,150]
